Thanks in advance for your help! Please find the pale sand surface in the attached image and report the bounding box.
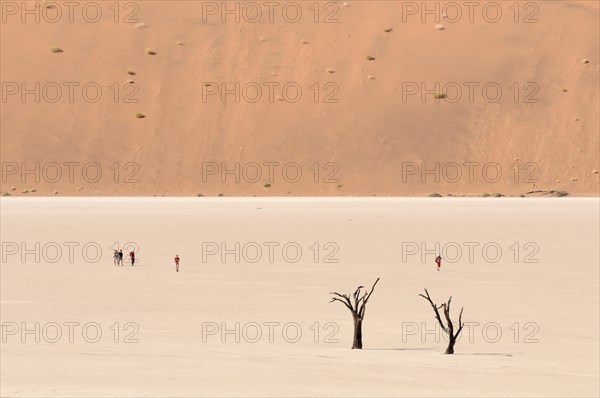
[0,197,598,397]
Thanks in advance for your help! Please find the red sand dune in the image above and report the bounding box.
[1,0,598,196]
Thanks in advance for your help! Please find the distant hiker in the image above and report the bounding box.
[130,250,135,266]
[113,250,119,266]
[118,249,124,266]
[174,255,180,272]
[435,255,442,271]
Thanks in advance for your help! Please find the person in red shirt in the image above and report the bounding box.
[435,255,442,271]
[130,250,135,266]
[174,255,180,272]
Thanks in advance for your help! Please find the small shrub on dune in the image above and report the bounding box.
[145,48,157,55]
[552,190,569,197]
[135,112,145,119]
[429,192,442,197]
[50,45,63,53]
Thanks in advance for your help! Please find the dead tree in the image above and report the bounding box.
[419,288,464,354]
[329,277,380,349]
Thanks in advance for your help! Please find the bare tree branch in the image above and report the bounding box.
[359,278,380,318]
[329,292,353,312]
[364,278,380,304]
[353,288,361,313]
[454,307,465,339]
[419,289,448,333]
[443,303,455,341]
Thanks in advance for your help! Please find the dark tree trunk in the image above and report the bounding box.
[420,289,464,355]
[445,336,456,354]
[352,316,363,349]
[329,278,379,350]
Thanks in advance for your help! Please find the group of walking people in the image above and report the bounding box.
[112,249,180,272]
[112,250,434,272]
[113,249,135,266]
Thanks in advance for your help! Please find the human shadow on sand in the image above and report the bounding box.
[362,347,439,351]
[454,352,516,357]
[362,349,517,356]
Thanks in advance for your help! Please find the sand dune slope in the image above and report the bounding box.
[1,1,599,196]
